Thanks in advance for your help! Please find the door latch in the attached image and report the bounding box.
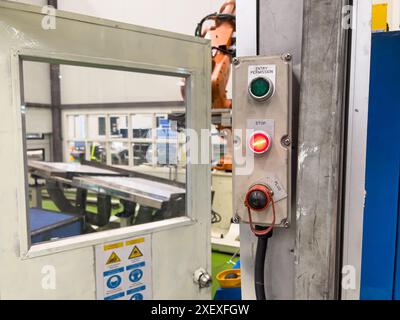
[193,268,212,289]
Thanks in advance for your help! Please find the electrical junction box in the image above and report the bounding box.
[232,55,292,227]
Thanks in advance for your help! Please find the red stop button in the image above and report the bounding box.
[249,131,271,154]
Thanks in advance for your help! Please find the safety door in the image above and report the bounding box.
[0,1,211,299]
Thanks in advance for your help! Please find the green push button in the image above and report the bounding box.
[249,77,273,101]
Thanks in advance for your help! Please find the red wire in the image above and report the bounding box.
[246,191,276,237]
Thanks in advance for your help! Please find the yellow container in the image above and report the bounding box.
[372,4,388,32]
[216,269,241,288]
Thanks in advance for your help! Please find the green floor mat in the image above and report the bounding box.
[211,251,239,298]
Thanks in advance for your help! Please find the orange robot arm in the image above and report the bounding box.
[197,1,236,109]
[191,1,236,171]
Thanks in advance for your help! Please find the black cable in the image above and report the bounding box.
[195,13,217,37]
[195,13,236,37]
[255,236,268,300]
[211,210,222,224]
[254,227,273,300]
[212,46,236,57]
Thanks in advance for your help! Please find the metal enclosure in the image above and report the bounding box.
[0,1,211,299]
[233,56,292,227]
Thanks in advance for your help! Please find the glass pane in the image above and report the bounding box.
[156,118,178,139]
[88,115,106,140]
[88,142,107,164]
[67,116,75,140]
[156,118,178,165]
[67,141,86,163]
[132,114,153,139]
[132,143,152,166]
[22,60,187,246]
[74,115,86,139]
[156,114,168,126]
[110,115,128,138]
[111,142,129,166]
[157,143,177,165]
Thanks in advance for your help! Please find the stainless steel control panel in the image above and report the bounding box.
[233,55,292,227]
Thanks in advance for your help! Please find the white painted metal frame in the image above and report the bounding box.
[0,1,211,299]
[236,0,258,300]
[16,49,197,259]
[341,0,372,300]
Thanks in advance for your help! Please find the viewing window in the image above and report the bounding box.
[21,59,188,246]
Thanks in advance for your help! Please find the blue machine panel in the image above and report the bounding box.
[361,31,400,300]
[30,208,83,244]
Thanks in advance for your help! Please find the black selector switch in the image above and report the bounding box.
[247,190,268,210]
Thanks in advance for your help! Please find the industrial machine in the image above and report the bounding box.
[195,0,236,171]
[28,160,186,242]
[199,0,235,111]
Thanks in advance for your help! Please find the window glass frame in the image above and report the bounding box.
[15,51,195,259]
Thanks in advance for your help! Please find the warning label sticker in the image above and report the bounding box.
[129,246,143,259]
[95,235,152,300]
[106,252,122,265]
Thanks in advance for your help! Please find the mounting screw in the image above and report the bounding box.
[281,136,291,147]
[282,53,292,62]
[232,215,240,224]
[233,135,241,147]
[232,57,240,66]
[283,220,290,229]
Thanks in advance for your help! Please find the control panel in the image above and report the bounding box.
[233,55,292,227]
